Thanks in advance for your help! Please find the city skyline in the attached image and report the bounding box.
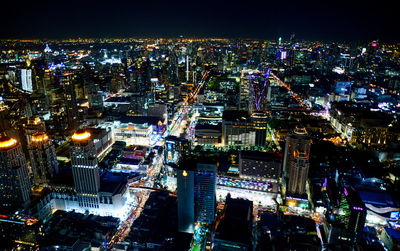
[1,0,398,41]
[1,22,400,249]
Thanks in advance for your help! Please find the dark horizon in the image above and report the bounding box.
[1,0,398,42]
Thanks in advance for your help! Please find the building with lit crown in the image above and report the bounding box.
[35,129,130,219]
[70,129,101,209]
[0,136,31,207]
[28,132,58,185]
[283,127,311,197]
[176,157,217,233]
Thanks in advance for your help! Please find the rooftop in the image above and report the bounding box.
[0,136,17,150]
[99,172,127,195]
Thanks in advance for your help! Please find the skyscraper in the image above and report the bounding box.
[24,117,46,145]
[28,132,58,185]
[194,163,217,224]
[0,136,31,207]
[176,167,195,233]
[176,158,217,233]
[70,129,100,209]
[283,127,312,196]
[165,135,191,164]
[21,69,32,92]
[62,71,78,130]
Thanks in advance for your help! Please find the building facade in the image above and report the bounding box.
[70,129,101,209]
[28,132,58,185]
[283,128,311,196]
[0,136,31,207]
[176,158,217,233]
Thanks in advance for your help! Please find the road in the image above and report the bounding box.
[270,71,307,108]
[108,71,210,249]
[167,70,210,138]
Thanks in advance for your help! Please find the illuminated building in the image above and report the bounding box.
[61,71,78,130]
[0,213,39,248]
[222,110,267,147]
[24,117,46,145]
[326,186,366,246]
[21,69,32,92]
[0,136,31,207]
[34,129,129,218]
[329,102,398,147]
[165,135,190,164]
[279,51,287,60]
[194,163,217,224]
[70,129,100,209]
[283,127,311,197]
[288,48,296,67]
[248,69,271,112]
[176,158,217,233]
[99,116,165,146]
[28,132,58,185]
[239,69,252,111]
[176,167,195,233]
[335,81,353,95]
[239,151,282,182]
[194,122,222,145]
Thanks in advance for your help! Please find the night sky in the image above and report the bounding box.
[1,0,398,41]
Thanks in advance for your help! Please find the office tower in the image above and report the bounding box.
[0,136,31,207]
[338,186,366,243]
[239,151,282,182]
[70,129,100,209]
[239,69,251,111]
[194,163,217,224]
[283,127,312,196]
[327,186,367,246]
[25,117,46,144]
[186,55,190,82]
[168,51,179,86]
[165,136,191,164]
[222,110,267,147]
[177,167,195,233]
[130,94,146,116]
[61,71,78,130]
[248,69,271,112]
[28,132,58,185]
[176,158,217,233]
[289,48,296,67]
[21,69,32,92]
[214,196,253,251]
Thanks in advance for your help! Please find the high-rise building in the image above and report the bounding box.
[338,186,366,243]
[326,185,367,246]
[28,132,58,185]
[222,110,267,147]
[194,163,217,224]
[24,117,46,145]
[176,157,217,233]
[61,72,78,130]
[213,196,253,251]
[165,136,191,164]
[70,129,100,209]
[0,136,31,207]
[21,69,32,92]
[176,167,195,233]
[248,69,271,112]
[239,151,282,182]
[283,127,312,196]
